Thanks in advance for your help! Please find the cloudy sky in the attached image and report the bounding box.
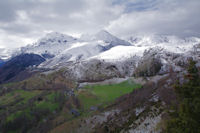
[0,0,200,48]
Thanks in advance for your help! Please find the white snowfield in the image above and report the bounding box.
[0,30,200,69]
[91,45,146,61]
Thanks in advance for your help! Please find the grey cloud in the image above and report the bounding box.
[0,1,17,22]
[113,0,159,12]
[1,24,32,34]
[0,0,200,48]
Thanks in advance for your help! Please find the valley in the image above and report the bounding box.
[0,76,142,133]
[0,0,200,132]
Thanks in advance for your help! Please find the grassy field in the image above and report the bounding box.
[78,80,142,110]
[4,91,61,123]
[34,92,60,112]
[0,89,41,106]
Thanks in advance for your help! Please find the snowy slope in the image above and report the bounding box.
[0,31,200,82]
[20,32,78,56]
[94,30,131,46]
[1,31,200,70]
[128,35,200,53]
[21,30,131,60]
[91,35,200,62]
[61,34,200,81]
[37,31,132,68]
[91,45,145,61]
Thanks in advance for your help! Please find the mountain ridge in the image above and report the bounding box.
[1,31,200,61]
[0,31,199,73]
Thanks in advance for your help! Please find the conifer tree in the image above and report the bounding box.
[166,59,200,133]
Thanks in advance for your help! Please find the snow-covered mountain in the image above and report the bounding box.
[18,30,130,60]
[31,30,132,68]
[91,35,199,62]
[128,35,200,53]
[37,32,199,81]
[0,31,200,72]
[20,32,78,56]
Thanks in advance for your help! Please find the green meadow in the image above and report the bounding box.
[78,80,142,110]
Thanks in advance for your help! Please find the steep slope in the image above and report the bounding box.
[0,58,4,67]
[92,73,177,133]
[81,30,131,46]
[38,41,106,68]
[94,30,131,47]
[0,53,45,84]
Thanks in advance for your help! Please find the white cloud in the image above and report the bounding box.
[107,0,200,37]
[0,30,36,48]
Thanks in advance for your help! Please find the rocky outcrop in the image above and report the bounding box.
[63,57,138,82]
[134,44,200,77]
[92,72,179,133]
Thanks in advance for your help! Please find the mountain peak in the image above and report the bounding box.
[41,32,76,42]
[80,30,116,42]
[96,30,111,35]
[95,30,115,41]
[94,30,131,46]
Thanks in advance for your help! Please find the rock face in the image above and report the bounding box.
[0,53,45,84]
[63,58,138,82]
[133,43,200,77]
